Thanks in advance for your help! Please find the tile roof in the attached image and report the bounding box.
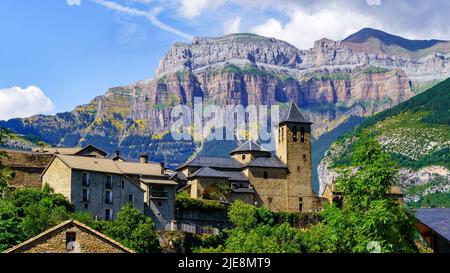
[229,140,270,155]
[416,208,450,241]
[54,154,163,176]
[279,102,312,124]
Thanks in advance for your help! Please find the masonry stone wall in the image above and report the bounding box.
[245,167,289,211]
[143,183,176,229]
[0,150,53,189]
[71,170,144,220]
[42,157,72,199]
[13,225,126,253]
[276,123,317,212]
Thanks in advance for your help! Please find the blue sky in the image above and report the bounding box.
[1,0,450,120]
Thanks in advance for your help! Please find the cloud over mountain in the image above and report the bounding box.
[0,86,54,121]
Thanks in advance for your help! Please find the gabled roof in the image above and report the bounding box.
[32,144,108,156]
[279,102,312,125]
[415,208,450,241]
[176,155,242,170]
[229,140,271,156]
[3,219,134,253]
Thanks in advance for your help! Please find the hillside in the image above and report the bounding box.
[1,28,450,168]
[318,79,450,207]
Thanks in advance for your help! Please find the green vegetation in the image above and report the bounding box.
[411,79,443,94]
[305,72,351,81]
[408,192,450,208]
[331,78,450,171]
[360,66,390,75]
[176,192,227,211]
[308,136,418,253]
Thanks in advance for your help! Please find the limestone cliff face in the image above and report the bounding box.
[1,29,449,166]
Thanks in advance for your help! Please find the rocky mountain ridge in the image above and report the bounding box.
[1,28,449,170]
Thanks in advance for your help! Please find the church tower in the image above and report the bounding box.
[276,102,317,212]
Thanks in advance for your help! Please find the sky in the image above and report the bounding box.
[1,0,450,120]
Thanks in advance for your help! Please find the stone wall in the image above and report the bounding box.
[12,224,127,253]
[0,150,53,189]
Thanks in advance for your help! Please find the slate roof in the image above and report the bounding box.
[229,140,271,155]
[279,102,312,124]
[176,156,242,170]
[189,166,230,179]
[244,156,288,169]
[416,208,450,241]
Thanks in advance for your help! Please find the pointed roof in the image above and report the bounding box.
[229,140,271,155]
[3,220,134,253]
[279,102,312,125]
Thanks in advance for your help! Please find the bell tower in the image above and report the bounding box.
[276,102,317,212]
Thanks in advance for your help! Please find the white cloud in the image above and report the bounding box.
[179,0,225,18]
[91,0,193,40]
[366,0,382,6]
[66,0,81,6]
[0,86,54,121]
[223,16,241,35]
[250,7,382,49]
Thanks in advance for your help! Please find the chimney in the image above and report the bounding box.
[114,150,120,157]
[140,153,148,164]
[160,162,166,174]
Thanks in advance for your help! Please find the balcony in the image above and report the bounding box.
[150,190,168,199]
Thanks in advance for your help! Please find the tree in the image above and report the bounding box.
[104,204,160,253]
[304,135,418,253]
[0,199,26,252]
[0,129,12,196]
[227,200,258,230]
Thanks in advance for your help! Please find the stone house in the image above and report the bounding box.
[42,154,145,220]
[176,102,322,212]
[3,220,133,253]
[41,154,177,226]
[0,145,107,189]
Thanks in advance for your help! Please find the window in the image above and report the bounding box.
[242,155,246,160]
[66,232,76,250]
[297,166,300,171]
[11,172,16,179]
[128,194,134,204]
[293,126,298,142]
[105,209,113,221]
[157,201,162,206]
[281,127,284,142]
[303,154,306,159]
[121,180,125,188]
[106,175,113,189]
[82,173,90,186]
[231,183,238,189]
[263,171,268,179]
[105,191,113,204]
[82,189,89,202]
[84,204,88,209]
[301,127,305,143]
[299,197,303,212]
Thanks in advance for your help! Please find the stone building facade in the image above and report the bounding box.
[42,155,146,220]
[176,102,322,212]
[0,145,107,189]
[4,220,133,253]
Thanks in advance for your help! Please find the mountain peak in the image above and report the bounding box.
[344,27,446,51]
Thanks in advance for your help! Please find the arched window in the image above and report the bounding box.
[242,154,246,160]
[293,126,298,142]
[301,127,305,143]
[263,171,268,179]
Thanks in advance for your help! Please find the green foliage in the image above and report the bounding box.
[104,204,160,253]
[225,223,303,253]
[176,191,226,211]
[228,200,258,229]
[304,135,418,253]
[408,192,450,208]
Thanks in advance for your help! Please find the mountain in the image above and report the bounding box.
[318,78,450,207]
[1,28,449,170]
